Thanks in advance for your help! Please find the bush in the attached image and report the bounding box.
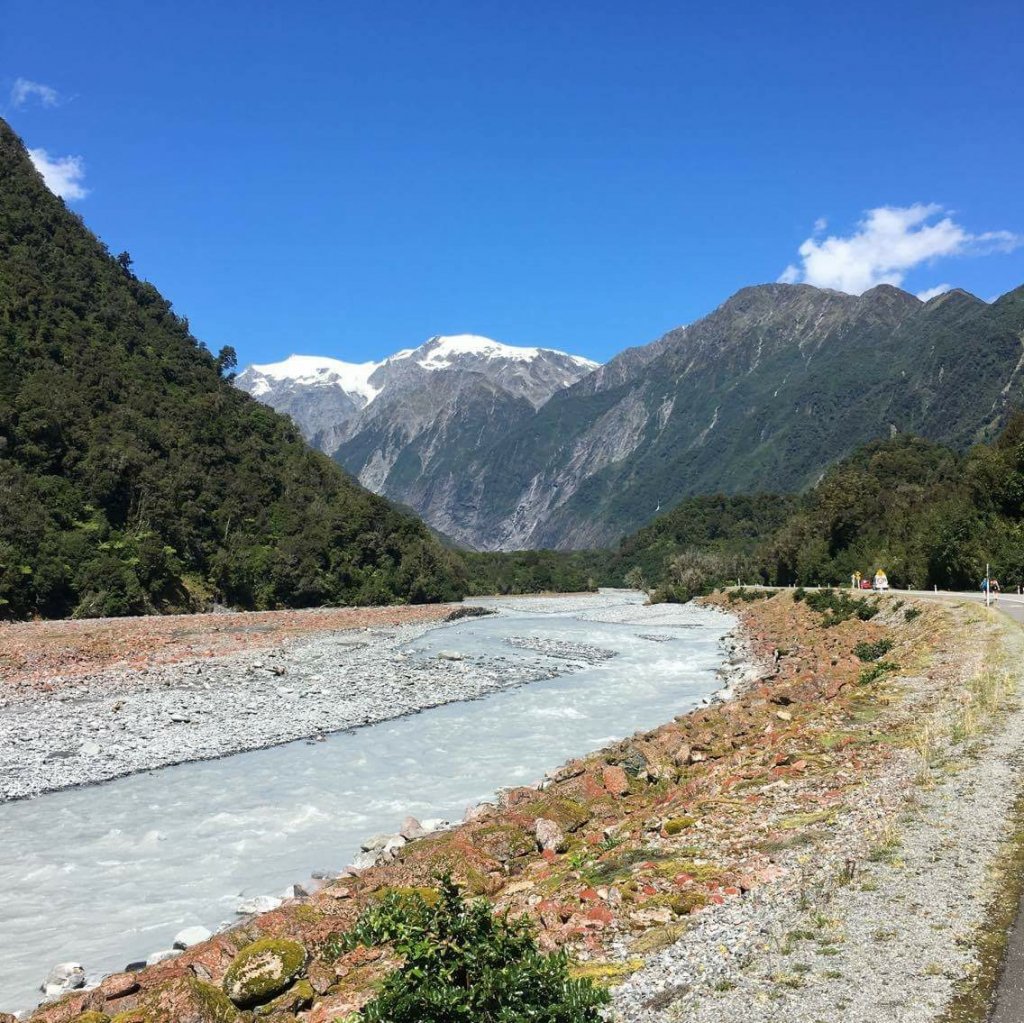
[803,589,880,626]
[328,877,609,1022]
[726,587,774,603]
[853,638,894,662]
[905,606,922,622]
[858,660,900,686]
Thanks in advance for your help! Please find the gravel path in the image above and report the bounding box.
[0,607,586,803]
[613,602,1024,1023]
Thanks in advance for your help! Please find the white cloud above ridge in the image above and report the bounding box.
[779,204,1022,295]
[28,148,88,200]
[11,78,59,108]
[916,283,952,302]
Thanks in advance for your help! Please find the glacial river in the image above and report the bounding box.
[0,592,732,1013]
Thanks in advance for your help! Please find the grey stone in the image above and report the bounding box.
[172,925,212,949]
[40,962,85,997]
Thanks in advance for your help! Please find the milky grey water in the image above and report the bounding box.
[0,592,732,1013]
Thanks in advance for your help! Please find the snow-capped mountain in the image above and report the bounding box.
[235,334,599,534]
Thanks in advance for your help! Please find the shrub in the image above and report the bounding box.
[905,606,922,622]
[858,660,900,686]
[328,877,609,1022]
[803,589,880,626]
[853,638,894,662]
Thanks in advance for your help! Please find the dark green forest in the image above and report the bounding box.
[618,427,1024,601]
[461,549,604,596]
[0,119,465,619]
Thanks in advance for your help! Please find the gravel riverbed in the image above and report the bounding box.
[0,604,626,803]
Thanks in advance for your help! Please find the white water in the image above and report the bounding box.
[0,593,732,1013]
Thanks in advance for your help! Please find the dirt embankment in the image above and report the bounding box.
[19,589,1024,1023]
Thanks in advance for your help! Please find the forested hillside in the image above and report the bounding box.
[430,282,1024,550]
[616,426,1024,599]
[0,119,465,619]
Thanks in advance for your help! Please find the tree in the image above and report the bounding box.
[215,345,238,380]
[116,250,133,274]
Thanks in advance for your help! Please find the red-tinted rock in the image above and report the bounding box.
[99,973,140,999]
[602,766,629,796]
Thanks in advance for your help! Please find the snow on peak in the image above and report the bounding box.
[248,354,382,403]
[413,334,599,371]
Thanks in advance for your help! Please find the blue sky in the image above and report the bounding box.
[4,0,1023,366]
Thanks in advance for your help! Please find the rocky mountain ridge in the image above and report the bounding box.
[239,283,1024,552]
[236,335,600,534]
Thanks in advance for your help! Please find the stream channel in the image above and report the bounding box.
[0,592,734,1013]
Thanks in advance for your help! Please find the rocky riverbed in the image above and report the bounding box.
[0,604,634,802]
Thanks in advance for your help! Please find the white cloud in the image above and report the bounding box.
[28,148,88,200]
[916,283,952,302]
[11,78,59,108]
[779,204,1022,295]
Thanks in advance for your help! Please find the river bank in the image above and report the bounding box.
[14,589,1023,1023]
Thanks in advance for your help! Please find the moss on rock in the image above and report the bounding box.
[222,938,307,1008]
[524,796,592,833]
[71,1014,112,1023]
[471,822,535,863]
[253,978,313,1017]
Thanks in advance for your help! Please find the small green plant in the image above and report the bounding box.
[598,832,625,853]
[858,660,900,685]
[328,877,609,1021]
[853,638,894,662]
[904,606,922,622]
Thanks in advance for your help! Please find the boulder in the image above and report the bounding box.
[398,816,427,840]
[173,926,213,950]
[602,766,630,796]
[222,938,307,1009]
[419,817,450,833]
[98,973,140,999]
[436,650,464,661]
[279,884,309,900]
[463,802,496,823]
[359,834,393,853]
[236,895,282,915]
[143,976,239,1023]
[41,962,86,998]
[534,817,567,853]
